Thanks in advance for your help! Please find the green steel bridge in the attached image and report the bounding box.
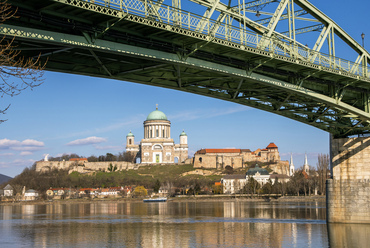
[3,0,370,138]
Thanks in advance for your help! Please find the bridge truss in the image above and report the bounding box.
[3,0,370,137]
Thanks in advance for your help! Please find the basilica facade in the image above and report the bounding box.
[126,106,188,164]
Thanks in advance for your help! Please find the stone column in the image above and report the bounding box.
[327,136,370,223]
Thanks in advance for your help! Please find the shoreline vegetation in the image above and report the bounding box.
[0,195,325,206]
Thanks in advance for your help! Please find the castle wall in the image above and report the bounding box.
[194,153,244,169]
[36,161,136,173]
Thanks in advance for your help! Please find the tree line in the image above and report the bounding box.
[3,154,330,199]
[47,152,136,163]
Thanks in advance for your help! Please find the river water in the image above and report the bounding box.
[0,200,368,247]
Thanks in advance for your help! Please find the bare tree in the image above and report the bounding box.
[0,1,46,122]
[317,153,330,195]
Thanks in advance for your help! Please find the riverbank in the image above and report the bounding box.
[0,195,325,206]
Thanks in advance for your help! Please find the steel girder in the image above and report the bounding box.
[3,0,370,137]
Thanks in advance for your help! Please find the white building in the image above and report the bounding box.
[24,189,39,201]
[126,106,188,164]
[221,174,247,194]
[222,165,275,194]
[3,184,13,197]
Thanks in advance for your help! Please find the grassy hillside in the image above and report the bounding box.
[70,164,222,188]
[5,164,223,195]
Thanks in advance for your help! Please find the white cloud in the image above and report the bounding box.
[0,159,36,168]
[12,146,44,151]
[0,161,9,168]
[0,138,21,148]
[67,136,107,146]
[0,138,45,151]
[21,139,44,147]
[0,153,14,157]
[20,151,33,156]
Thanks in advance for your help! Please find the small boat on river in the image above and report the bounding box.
[143,197,167,202]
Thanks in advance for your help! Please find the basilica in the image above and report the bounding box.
[126,106,188,164]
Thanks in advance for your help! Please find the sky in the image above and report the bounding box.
[0,0,368,177]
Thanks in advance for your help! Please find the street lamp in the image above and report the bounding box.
[361,33,365,47]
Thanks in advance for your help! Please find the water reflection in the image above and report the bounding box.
[0,201,331,247]
[328,223,370,248]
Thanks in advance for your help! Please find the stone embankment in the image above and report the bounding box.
[35,161,138,174]
[0,195,326,206]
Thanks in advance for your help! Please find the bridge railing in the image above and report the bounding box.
[83,0,369,79]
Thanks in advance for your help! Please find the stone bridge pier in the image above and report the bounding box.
[327,136,370,223]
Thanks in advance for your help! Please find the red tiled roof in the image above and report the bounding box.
[79,188,94,191]
[109,187,122,190]
[261,149,268,151]
[50,188,66,191]
[266,142,278,149]
[70,158,88,161]
[302,170,310,179]
[197,149,241,154]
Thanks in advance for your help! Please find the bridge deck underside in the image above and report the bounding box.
[4,0,370,137]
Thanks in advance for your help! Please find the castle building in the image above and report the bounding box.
[193,142,281,169]
[126,106,188,164]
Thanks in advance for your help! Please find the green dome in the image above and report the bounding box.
[127,131,134,137]
[146,109,167,121]
[180,130,187,136]
[246,164,269,176]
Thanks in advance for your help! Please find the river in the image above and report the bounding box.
[0,200,368,247]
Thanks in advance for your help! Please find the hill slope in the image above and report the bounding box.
[0,173,12,185]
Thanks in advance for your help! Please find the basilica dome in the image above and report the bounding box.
[146,108,168,121]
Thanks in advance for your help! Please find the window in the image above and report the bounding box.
[199,157,202,163]
[129,139,132,145]
[156,129,159,137]
[163,130,165,137]
[154,145,162,150]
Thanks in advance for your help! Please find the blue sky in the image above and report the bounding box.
[0,0,368,177]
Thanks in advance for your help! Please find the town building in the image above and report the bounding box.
[222,165,291,194]
[24,189,39,201]
[221,174,247,194]
[3,184,13,197]
[126,105,188,164]
[246,165,270,185]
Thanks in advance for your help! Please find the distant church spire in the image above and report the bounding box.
[156,103,158,110]
[304,152,309,174]
[289,153,295,176]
